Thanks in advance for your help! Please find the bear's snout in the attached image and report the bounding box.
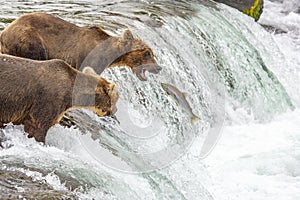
[107,83,119,115]
[152,65,162,73]
[108,83,118,102]
[136,64,162,81]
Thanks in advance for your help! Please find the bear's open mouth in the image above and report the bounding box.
[136,67,147,81]
[136,64,162,81]
[139,68,148,81]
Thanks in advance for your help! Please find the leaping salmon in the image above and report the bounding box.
[161,83,200,123]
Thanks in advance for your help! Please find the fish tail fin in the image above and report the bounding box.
[191,115,200,124]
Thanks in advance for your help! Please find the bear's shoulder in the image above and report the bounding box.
[85,26,111,40]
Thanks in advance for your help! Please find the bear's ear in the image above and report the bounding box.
[83,66,98,76]
[122,28,134,42]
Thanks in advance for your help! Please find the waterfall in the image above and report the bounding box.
[0,0,297,199]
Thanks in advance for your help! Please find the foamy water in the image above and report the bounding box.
[204,0,300,199]
[0,0,299,199]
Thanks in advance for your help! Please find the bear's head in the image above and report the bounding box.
[73,68,119,118]
[110,29,162,81]
[93,77,119,117]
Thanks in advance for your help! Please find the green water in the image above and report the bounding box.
[0,0,294,199]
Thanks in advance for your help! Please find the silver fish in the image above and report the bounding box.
[161,83,200,123]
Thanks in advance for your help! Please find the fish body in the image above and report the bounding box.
[161,83,200,123]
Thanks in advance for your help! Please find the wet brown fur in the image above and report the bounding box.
[0,12,161,80]
[0,54,118,143]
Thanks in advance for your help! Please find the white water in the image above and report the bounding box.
[0,0,299,199]
[205,0,300,199]
[205,110,300,200]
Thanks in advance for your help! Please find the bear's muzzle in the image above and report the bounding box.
[136,64,162,81]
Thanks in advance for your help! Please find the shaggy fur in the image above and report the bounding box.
[0,54,118,142]
[0,12,162,80]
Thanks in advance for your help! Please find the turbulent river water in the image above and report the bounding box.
[0,0,299,199]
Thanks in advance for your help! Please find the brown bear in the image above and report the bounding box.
[0,12,162,81]
[0,54,118,143]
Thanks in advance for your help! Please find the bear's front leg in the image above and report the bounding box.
[24,124,48,143]
[0,122,5,128]
[23,115,49,143]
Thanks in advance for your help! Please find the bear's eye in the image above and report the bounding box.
[143,51,151,58]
